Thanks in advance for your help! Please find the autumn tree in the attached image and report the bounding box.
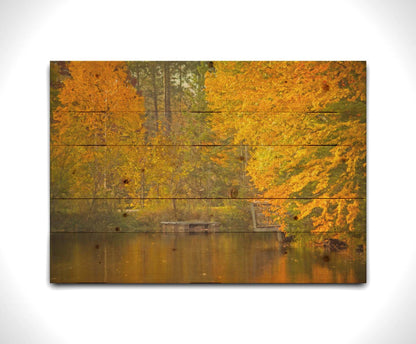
[205,61,366,233]
[51,61,146,205]
[126,62,231,218]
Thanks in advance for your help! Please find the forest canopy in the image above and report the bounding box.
[50,61,366,234]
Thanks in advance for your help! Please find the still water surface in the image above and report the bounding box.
[51,232,365,283]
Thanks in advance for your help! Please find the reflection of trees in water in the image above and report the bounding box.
[51,233,365,283]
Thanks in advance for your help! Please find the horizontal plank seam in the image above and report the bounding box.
[51,197,366,200]
[50,231,366,234]
[51,144,364,147]
[52,110,343,114]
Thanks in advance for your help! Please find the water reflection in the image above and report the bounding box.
[50,233,366,283]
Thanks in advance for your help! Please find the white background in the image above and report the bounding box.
[0,0,415,343]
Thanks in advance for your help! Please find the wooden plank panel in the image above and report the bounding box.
[50,198,366,233]
[51,111,365,146]
[50,61,366,284]
[50,232,366,283]
[50,145,365,199]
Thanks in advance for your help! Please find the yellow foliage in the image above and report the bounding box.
[51,62,146,199]
[205,61,366,233]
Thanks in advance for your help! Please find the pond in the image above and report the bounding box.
[50,232,366,283]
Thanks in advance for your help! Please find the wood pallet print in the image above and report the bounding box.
[50,61,366,283]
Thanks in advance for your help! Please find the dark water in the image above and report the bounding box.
[50,233,366,283]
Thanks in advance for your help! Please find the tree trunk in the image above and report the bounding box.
[163,62,172,133]
[151,63,159,133]
[141,168,145,207]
